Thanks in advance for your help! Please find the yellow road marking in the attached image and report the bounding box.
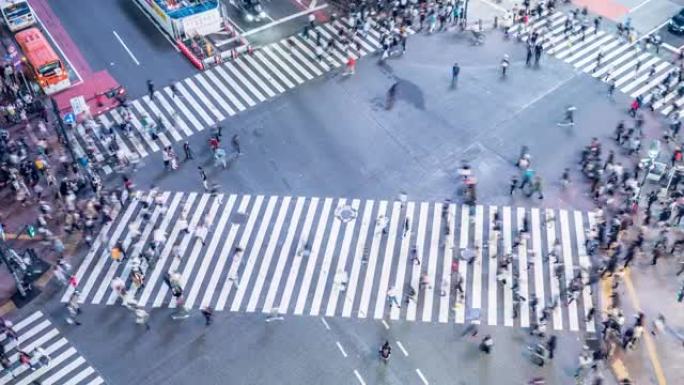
[623,268,668,385]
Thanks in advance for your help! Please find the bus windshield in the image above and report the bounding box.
[1,1,30,19]
[38,61,62,77]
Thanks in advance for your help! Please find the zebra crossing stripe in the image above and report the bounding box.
[142,94,183,141]
[231,196,279,312]
[407,202,427,322]
[454,205,469,323]
[487,207,497,326]
[295,198,333,315]
[516,207,530,328]
[131,99,171,148]
[502,206,514,327]
[193,73,237,116]
[560,210,579,331]
[0,312,104,385]
[310,198,346,316]
[373,201,400,320]
[545,208,563,330]
[66,193,602,331]
[389,201,413,321]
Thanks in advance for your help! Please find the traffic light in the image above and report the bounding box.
[26,225,35,238]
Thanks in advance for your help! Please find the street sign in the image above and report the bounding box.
[63,112,75,125]
[70,95,88,116]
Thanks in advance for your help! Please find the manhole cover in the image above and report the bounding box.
[335,205,357,223]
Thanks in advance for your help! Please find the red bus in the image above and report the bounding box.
[15,27,70,94]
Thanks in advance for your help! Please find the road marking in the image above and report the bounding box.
[335,341,348,358]
[381,319,390,329]
[353,369,366,385]
[629,0,657,14]
[242,4,329,37]
[112,30,140,65]
[321,317,330,330]
[416,368,429,385]
[396,340,409,357]
[623,269,667,385]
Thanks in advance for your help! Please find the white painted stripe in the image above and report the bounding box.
[270,43,315,80]
[335,341,348,357]
[277,40,323,76]
[575,210,595,332]
[502,206,514,327]
[389,202,414,320]
[137,193,198,306]
[545,209,563,330]
[4,311,42,335]
[531,208,545,321]
[14,346,76,385]
[179,79,219,124]
[108,109,149,158]
[104,192,177,305]
[487,206,498,326]
[621,61,669,93]
[516,207,530,328]
[152,193,209,307]
[131,99,170,148]
[396,340,409,356]
[422,203,441,322]
[60,203,123,302]
[42,356,86,385]
[185,195,237,308]
[353,369,366,385]
[574,39,620,68]
[169,195,223,309]
[407,202,427,321]
[260,46,305,84]
[244,53,289,92]
[614,56,659,87]
[310,199,346,316]
[552,28,600,58]
[246,196,292,312]
[585,211,598,333]
[325,199,361,317]
[279,198,320,313]
[631,68,671,98]
[342,200,374,318]
[565,34,613,64]
[194,72,236,116]
[215,195,265,311]
[230,196,280,312]
[201,195,250,309]
[321,317,330,330]
[358,199,388,318]
[373,201,400,319]
[235,57,278,98]
[215,65,257,106]
[119,104,164,151]
[560,210,579,331]
[438,204,456,323]
[204,69,247,111]
[141,94,183,141]
[225,61,267,102]
[585,43,632,75]
[61,367,95,385]
[254,50,295,89]
[77,199,140,303]
[163,86,205,132]
[290,36,331,72]
[263,197,306,313]
[472,205,484,311]
[455,205,469,323]
[416,368,429,385]
[294,198,334,315]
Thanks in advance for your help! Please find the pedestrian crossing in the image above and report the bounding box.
[516,11,681,112]
[64,192,599,332]
[68,19,391,175]
[0,311,105,385]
